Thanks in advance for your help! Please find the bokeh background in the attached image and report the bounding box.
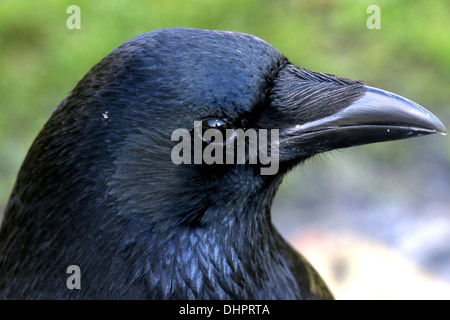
[0,0,449,299]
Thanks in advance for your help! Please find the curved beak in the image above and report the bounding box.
[281,86,446,156]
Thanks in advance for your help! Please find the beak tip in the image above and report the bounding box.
[424,110,447,136]
[363,86,447,137]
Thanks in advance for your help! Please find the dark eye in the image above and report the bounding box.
[202,120,229,134]
[197,119,236,145]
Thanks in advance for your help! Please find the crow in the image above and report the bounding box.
[0,28,446,299]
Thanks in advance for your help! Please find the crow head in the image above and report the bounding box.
[85,28,444,231]
[1,28,446,299]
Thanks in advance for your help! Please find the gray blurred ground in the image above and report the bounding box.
[273,135,450,299]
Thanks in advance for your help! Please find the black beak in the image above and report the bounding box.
[281,86,447,157]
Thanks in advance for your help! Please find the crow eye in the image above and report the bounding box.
[202,120,229,133]
[197,119,236,145]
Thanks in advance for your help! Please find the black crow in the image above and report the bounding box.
[0,28,446,299]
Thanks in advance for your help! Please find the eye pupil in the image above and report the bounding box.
[205,120,226,129]
[203,120,229,134]
[198,119,236,145]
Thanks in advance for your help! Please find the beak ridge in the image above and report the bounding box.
[286,86,447,137]
[280,86,446,157]
[347,86,446,135]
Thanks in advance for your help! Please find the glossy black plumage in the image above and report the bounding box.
[0,28,445,299]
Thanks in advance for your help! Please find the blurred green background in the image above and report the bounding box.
[0,0,449,299]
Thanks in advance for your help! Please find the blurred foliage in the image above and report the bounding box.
[0,0,449,211]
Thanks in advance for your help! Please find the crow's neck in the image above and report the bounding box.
[128,173,301,299]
